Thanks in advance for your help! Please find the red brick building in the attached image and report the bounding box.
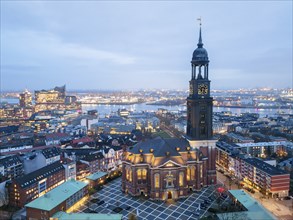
[9,161,65,207]
[122,137,216,200]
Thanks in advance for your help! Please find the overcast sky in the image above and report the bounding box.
[1,1,292,91]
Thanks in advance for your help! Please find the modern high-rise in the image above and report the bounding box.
[19,90,32,107]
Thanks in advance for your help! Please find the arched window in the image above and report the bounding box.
[129,168,132,182]
[179,172,184,186]
[154,173,160,188]
[190,166,195,180]
[137,169,142,180]
[126,167,129,180]
[142,169,147,180]
[126,166,132,182]
[186,167,191,181]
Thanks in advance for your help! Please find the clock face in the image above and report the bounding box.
[198,84,208,95]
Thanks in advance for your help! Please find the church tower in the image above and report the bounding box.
[186,22,217,185]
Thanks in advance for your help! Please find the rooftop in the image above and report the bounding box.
[0,155,22,168]
[52,211,122,220]
[25,179,88,211]
[42,147,61,159]
[86,171,108,181]
[14,161,64,188]
[244,157,288,176]
[217,190,277,220]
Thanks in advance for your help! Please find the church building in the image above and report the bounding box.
[121,24,217,200]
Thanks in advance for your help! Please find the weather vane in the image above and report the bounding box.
[197,17,202,26]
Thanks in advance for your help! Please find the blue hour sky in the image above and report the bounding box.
[1,1,292,91]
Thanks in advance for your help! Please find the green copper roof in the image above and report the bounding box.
[52,211,122,220]
[86,171,108,181]
[25,179,88,211]
[217,190,277,220]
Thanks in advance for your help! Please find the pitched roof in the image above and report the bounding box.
[14,161,64,188]
[0,155,22,168]
[45,133,70,140]
[42,147,61,159]
[129,137,189,157]
[71,137,94,145]
[82,152,104,162]
[25,179,88,211]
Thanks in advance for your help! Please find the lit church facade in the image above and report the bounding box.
[121,25,217,200]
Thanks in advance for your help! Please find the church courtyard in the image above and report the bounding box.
[78,177,222,220]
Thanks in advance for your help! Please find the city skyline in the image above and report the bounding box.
[1,1,292,91]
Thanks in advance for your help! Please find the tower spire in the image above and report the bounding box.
[197,17,203,48]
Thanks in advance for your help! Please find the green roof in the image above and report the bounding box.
[25,179,88,211]
[217,190,277,220]
[86,171,108,181]
[52,211,122,220]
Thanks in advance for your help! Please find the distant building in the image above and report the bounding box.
[9,161,65,207]
[19,90,32,108]
[64,95,77,104]
[226,133,254,143]
[79,152,105,174]
[45,133,71,146]
[71,137,95,148]
[278,158,293,172]
[0,155,23,180]
[23,147,61,174]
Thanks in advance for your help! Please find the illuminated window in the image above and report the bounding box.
[137,169,142,180]
[142,169,147,179]
[179,172,184,186]
[190,166,195,180]
[187,167,191,181]
[137,169,147,180]
[155,173,160,188]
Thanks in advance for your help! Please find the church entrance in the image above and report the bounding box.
[167,191,172,199]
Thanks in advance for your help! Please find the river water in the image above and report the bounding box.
[2,98,291,118]
[81,103,292,118]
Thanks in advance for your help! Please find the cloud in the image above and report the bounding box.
[1,30,136,65]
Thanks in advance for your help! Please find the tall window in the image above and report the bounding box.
[126,167,132,182]
[179,172,184,186]
[200,165,203,178]
[187,167,191,181]
[155,173,160,188]
[142,169,147,179]
[129,169,132,182]
[137,169,142,180]
[137,169,147,180]
[190,166,195,180]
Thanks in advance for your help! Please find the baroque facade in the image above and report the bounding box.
[122,25,217,200]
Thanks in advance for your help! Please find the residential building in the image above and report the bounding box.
[23,147,61,174]
[9,161,65,207]
[79,152,105,174]
[0,155,24,180]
